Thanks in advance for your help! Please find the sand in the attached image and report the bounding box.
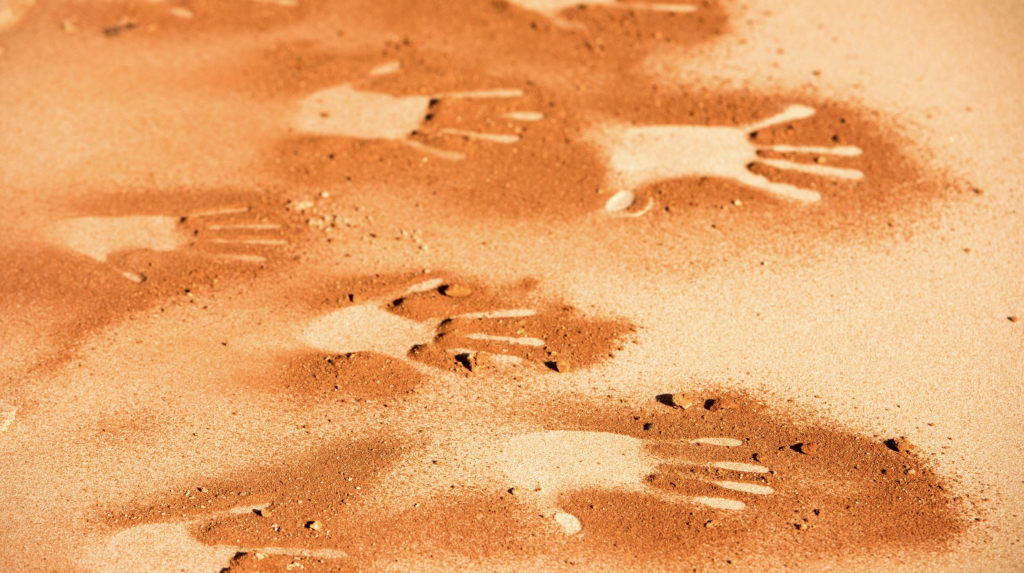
[0,0,1021,572]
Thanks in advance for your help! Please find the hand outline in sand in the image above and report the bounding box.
[88,506,346,573]
[508,0,697,29]
[46,206,287,282]
[588,104,865,214]
[499,430,774,534]
[291,61,543,161]
[300,277,546,371]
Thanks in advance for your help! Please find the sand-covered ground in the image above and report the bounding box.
[0,1,1022,571]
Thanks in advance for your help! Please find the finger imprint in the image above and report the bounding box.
[208,238,288,246]
[689,437,744,447]
[436,88,525,100]
[447,348,524,366]
[368,61,402,76]
[450,309,538,320]
[616,3,697,13]
[438,129,521,144]
[764,144,863,156]
[404,140,467,160]
[745,105,817,131]
[187,207,250,218]
[689,496,746,511]
[712,481,775,496]
[711,461,770,474]
[404,278,446,295]
[504,111,545,121]
[757,158,865,180]
[207,223,282,231]
[464,333,546,346]
[214,254,269,263]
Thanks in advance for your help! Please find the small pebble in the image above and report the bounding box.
[1009,316,1019,323]
[306,520,323,531]
[669,393,695,409]
[889,437,919,455]
[798,442,818,455]
[464,351,492,372]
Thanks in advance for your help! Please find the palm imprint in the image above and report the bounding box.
[509,0,696,28]
[589,104,865,213]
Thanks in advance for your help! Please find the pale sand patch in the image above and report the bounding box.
[85,523,237,573]
[293,85,432,140]
[0,0,33,33]
[0,402,15,433]
[46,216,184,263]
[301,303,437,358]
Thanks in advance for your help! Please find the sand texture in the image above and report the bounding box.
[0,0,1022,572]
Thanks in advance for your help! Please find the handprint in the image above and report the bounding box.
[508,0,696,28]
[299,275,618,373]
[291,61,543,160]
[499,430,773,534]
[588,104,865,213]
[89,504,350,573]
[45,206,287,282]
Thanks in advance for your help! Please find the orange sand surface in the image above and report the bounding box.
[0,1,1022,572]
